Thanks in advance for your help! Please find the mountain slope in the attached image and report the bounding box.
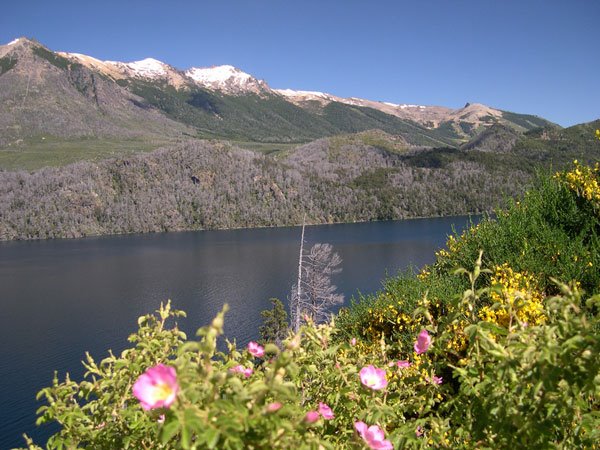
[0,38,192,148]
[0,37,558,162]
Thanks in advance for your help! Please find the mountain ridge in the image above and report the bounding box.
[0,37,567,171]
[0,38,554,144]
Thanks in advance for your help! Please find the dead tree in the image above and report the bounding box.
[290,222,344,332]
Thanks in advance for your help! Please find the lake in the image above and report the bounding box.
[0,216,477,448]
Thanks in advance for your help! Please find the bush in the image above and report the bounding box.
[20,163,600,449]
[21,263,600,449]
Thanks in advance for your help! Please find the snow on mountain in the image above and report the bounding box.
[123,58,168,78]
[274,88,454,126]
[106,57,171,80]
[3,38,509,130]
[275,89,339,104]
[185,65,270,94]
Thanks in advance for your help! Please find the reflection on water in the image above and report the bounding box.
[0,216,477,448]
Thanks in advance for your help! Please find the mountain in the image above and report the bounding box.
[0,37,557,168]
[0,38,193,148]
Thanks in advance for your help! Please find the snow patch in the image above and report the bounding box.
[186,65,250,84]
[186,65,268,93]
[7,38,21,46]
[123,58,168,78]
[275,89,334,100]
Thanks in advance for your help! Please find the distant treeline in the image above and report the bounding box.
[0,138,532,240]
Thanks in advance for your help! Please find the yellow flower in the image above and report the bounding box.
[479,264,545,328]
[554,161,600,211]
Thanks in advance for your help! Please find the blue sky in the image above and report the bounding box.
[2,0,598,126]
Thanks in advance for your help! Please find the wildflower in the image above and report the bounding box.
[266,402,282,413]
[305,410,320,423]
[429,375,443,385]
[354,421,393,450]
[359,365,388,390]
[396,360,411,369]
[157,414,165,424]
[351,337,357,346]
[230,365,253,378]
[248,341,265,358]
[132,364,179,411]
[414,329,431,354]
[318,402,335,419]
[415,426,423,437]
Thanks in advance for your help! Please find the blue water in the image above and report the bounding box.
[0,216,477,448]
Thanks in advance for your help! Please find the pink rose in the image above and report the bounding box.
[318,402,335,420]
[247,341,265,358]
[266,402,282,412]
[304,410,320,423]
[414,329,431,354]
[229,365,253,378]
[132,364,179,411]
[359,365,388,390]
[354,421,393,449]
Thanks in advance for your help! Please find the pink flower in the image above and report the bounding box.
[305,410,320,423]
[351,337,357,346]
[354,421,394,450]
[414,329,431,354]
[132,364,179,411]
[431,375,443,385]
[248,341,265,358]
[266,402,282,412]
[396,360,411,369]
[157,414,165,424]
[359,365,388,390]
[318,402,335,420]
[229,365,253,378]
[415,426,423,437]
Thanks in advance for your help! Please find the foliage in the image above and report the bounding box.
[259,298,289,347]
[16,163,600,449]
[0,55,18,75]
[21,260,600,449]
[336,163,600,362]
[32,45,75,71]
[1,137,532,240]
[432,166,600,297]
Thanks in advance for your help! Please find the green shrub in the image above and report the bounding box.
[20,163,600,449]
[21,262,600,449]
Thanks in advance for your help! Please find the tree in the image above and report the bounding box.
[290,222,344,332]
[259,298,289,347]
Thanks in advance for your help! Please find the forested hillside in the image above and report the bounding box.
[0,135,526,240]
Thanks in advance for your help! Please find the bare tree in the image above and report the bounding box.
[290,222,344,332]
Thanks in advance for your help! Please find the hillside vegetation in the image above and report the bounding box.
[21,162,600,449]
[0,132,533,240]
[2,123,599,241]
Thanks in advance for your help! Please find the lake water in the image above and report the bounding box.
[0,216,477,448]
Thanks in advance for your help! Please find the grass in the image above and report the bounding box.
[0,136,178,171]
[0,136,301,171]
[229,141,301,156]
